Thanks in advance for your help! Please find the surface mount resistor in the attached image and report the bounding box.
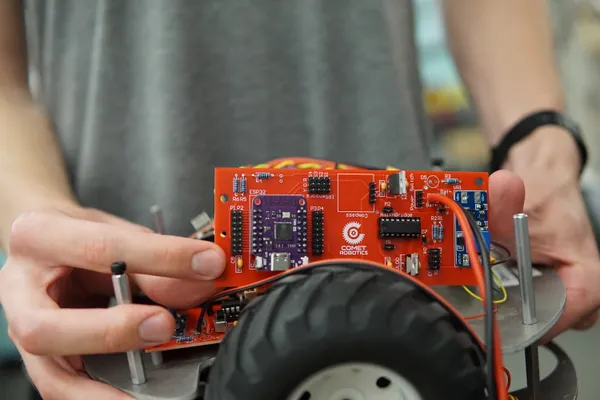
[254,172,273,180]
[443,178,460,184]
[233,176,239,193]
[240,176,247,194]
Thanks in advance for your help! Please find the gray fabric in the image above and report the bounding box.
[22,0,433,236]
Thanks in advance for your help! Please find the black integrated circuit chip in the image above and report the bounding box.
[274,221,294,241]
[378,217,421,238]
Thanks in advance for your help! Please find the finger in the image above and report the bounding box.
[9,210,226,280]
[488,170,525,243]
[81,208,153,233]
[134,274,219,308]
[8,303,175,356]
[18,345,133,400]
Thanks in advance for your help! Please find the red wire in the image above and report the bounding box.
[428,193,508,400]
[465,303,498,320]
[503,366,512,392]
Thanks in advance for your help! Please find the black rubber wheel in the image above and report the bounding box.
[205,262,486,400]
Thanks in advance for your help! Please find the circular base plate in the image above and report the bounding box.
[434,260,566,353]
[84,260,568,399]
[84,346,217,400]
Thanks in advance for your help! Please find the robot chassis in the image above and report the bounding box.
[83,181,578,400]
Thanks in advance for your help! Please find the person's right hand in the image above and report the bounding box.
[0,206,226,399]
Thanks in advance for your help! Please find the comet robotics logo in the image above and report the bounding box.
[342,222,365,245]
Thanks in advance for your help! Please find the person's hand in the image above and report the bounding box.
[0,205,226,399]
[489,127,600,341]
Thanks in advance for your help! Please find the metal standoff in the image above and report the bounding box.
[151,351,163,366]
[111,261,147,385]
[513,213,537,325]
[148,205,165,366]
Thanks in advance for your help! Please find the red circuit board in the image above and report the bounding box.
[145,166,490,353]
[146,308,222,352]
[213,167,490,287]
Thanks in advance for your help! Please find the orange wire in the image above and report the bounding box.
[427,193,508,400]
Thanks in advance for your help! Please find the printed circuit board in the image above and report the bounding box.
[146,167,491,353]
[213,167,490,287]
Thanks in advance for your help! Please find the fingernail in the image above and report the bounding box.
[139,314,172,343]
[192,250,223,277]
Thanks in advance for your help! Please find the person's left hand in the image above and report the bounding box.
[488,127,600,341]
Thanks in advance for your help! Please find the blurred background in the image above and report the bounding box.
[3,0,600,398]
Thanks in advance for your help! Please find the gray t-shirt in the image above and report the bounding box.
[22,0,434,236]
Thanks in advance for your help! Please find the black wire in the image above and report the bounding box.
[464,208,497,400]
[490,241,511,265]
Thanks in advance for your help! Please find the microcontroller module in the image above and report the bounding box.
[251,195,309,271]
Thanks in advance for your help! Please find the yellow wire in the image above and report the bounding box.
[462,273,507,304]
[508,395,518,400]
[296,162,323,169]
[273,159,296,169]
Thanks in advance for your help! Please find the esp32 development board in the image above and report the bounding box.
[145,167,491,353]
[213,167,490,288]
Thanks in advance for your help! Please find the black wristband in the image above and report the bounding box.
[490,110,588,175]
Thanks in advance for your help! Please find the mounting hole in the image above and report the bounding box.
[220,231,227,237]
[475,177,484,186]
[298,392,311,400]
[220,194,229,203]
[299,199,306,206]
[254,198,262,205]
[376,377,391,388]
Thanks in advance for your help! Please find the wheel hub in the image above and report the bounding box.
[287,362,423,400]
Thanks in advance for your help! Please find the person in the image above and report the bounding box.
[0,0,598,398]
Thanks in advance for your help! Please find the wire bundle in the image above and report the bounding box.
[428,193,508,400]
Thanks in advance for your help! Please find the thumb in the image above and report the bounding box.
[488,170,525,244]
